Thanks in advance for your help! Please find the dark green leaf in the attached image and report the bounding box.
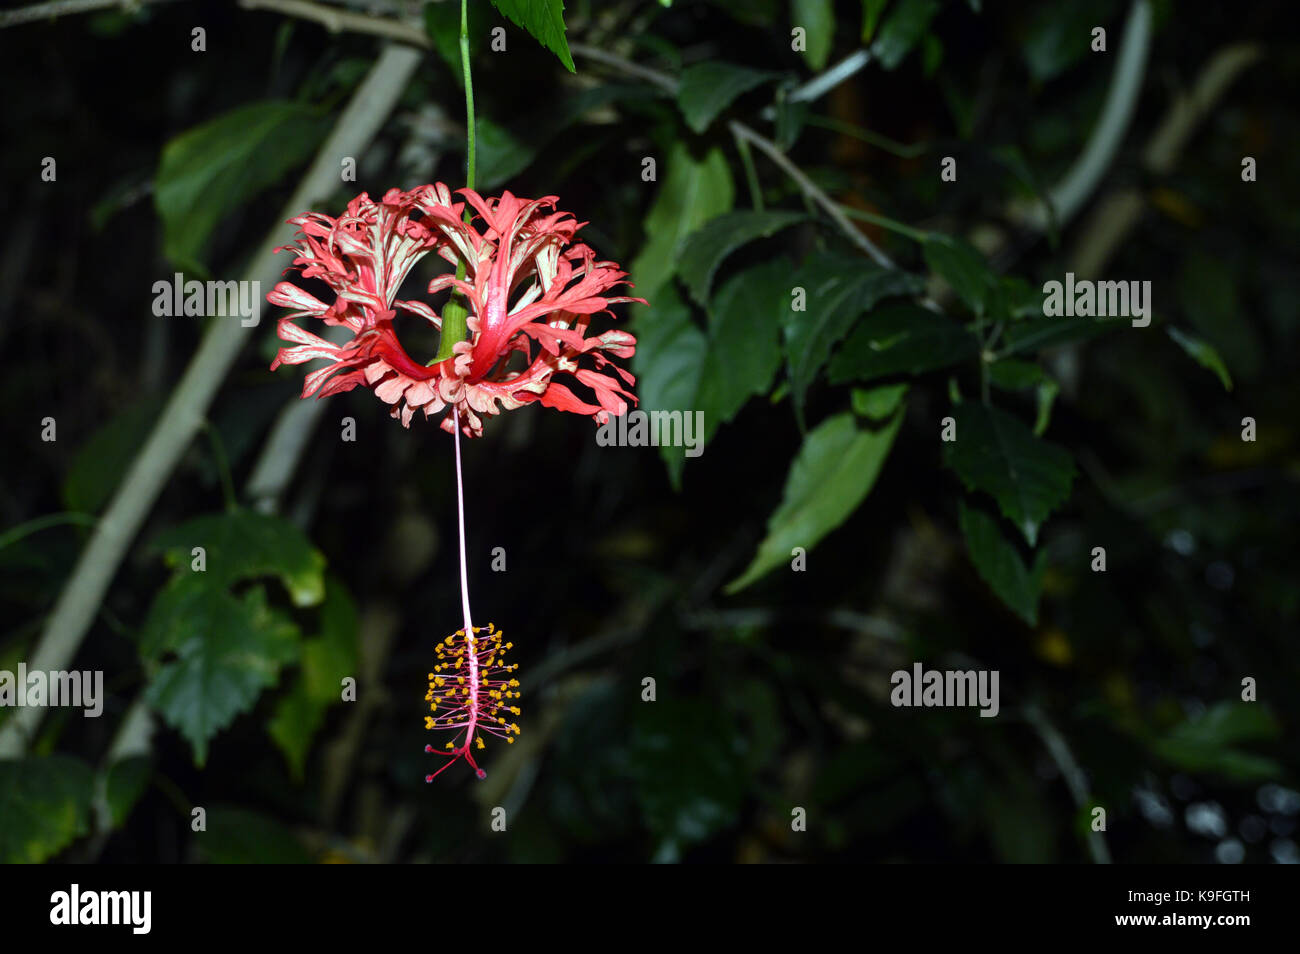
[871,0,940,70]
[677,62,776,134]
[1168,327,1232,391]
[148,509,327,613]
[268,578,360,779]
[784,253,927,421]
[0,755,94,863]
[62,401,160,515]
[631,143,734,306]
[677,210,805,304]
[793,0,836,71]
[632,287,707,489]
[923,234,994,317]
[828,301,979,383]
[490,0,575,72]
[144,586,300,765]
[860,0,889,42]
[154,101,330,275]
[959,500,1048,625]
[942,403,1075,546]
[852,382,909,420]
[988,359,1059,436]
[1149,703,1281,782]
[999,316,1117,356]
[196,805,313,863]
[728,407,904,592]
[100,756,151,829]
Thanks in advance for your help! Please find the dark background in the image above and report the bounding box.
[1,0,1297,863]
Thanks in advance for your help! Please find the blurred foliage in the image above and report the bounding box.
[0,0,1297,864]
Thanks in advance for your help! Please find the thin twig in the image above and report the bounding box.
[0,0,180,28]
[730,120,896,269]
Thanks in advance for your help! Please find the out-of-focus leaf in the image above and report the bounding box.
[959,500,1048,625]
[148,509,327,612]
[784,253,927,422]
[196,805,313,863]
[631,143,734,305]
[62,401,160,515]
[1023,0,1109,82]
[423,0,487,81]
[677,210,805,304]
[828,301,979,383]
[677,62,776,133]
[852,381,909,420]
[0,755,94,863]
[942,403,1075,546]
[630,700,747,860]
[989,359,1059,436]
[1179,251,1259,379]
[100,756,151,829]
[1149,703,1281,782]
[924,234,995,317]
[154,101,330,276]
[999,316,1117,356]
[871,0,940,70]
[792,0,835,71]
[728,407,904,592]
[860,0,889,42]
[489,0,575,72]
[1169,326,1233,392]
[268,578,360,779]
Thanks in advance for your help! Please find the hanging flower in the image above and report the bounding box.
[424,623,521,781]
[268,185,643,436]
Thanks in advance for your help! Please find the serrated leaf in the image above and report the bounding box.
[677,210,805,304]
[1168,327,1232,391]
[793,0,835,71]
[959,500,1048,625]
[871,0,940,70]
[828,301,979,383]
[154,101,330,276]
[677,62,776,134]
[150,509,326,611]
[923,234,994,317]
[943,403,1075,546]
[784,254,927,421]
[490,0,575,72]
[0,755,95,863]
[631,143,735,306]
[727,407,904,592]
[144,586,300,766]
[267,578,359,779]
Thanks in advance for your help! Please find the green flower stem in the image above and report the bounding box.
[433,0,477,364]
